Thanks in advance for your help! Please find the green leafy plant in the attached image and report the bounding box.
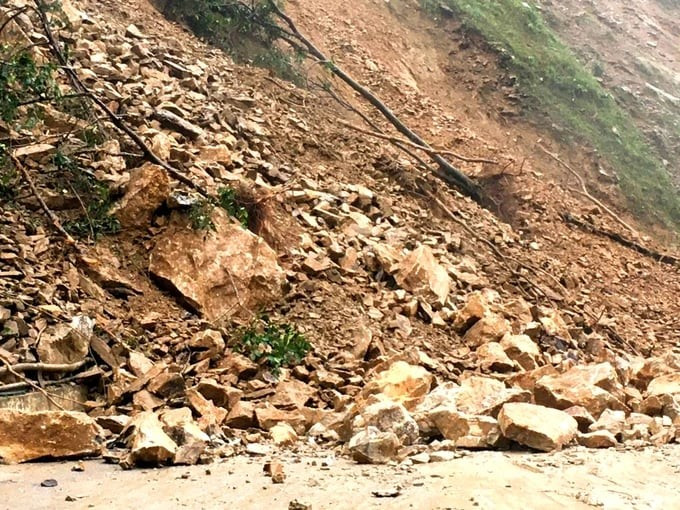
[217,186,249,227]
[0,144,17,202]
[236,320,310,375]
[188,198,216,231]
[53,152,121,239]
[159,0,304,83]
[0,47,59,127]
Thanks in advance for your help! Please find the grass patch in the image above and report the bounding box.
[423,0,680,230]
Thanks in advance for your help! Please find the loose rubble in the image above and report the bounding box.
[0,0,678,476]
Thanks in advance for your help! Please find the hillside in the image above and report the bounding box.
[1,0,680,507]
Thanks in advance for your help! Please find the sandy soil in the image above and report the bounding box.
[1,446,679,510]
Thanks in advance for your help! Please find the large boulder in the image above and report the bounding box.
[149,209,284,321]
[113,163,170,228]
[498,403,578,452]
[36,315,94,365]
[646,373,680,397]
[348,427,400,464]
[361,361,433,411]
[428,407,501,448]
[0,410,104,464]
[121,412,178,467]
[454,376,531,416]
[501,334,541,370]
[535,363,626,417]
[394,245,451,305]
[352,400,419,446]
[463,314,511,348]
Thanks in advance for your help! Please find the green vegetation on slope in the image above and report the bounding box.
[423,0,680,230]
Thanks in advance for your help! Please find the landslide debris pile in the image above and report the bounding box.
[1,0,679,469]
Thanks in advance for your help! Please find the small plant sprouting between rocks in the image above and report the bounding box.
[188,186,250,231]
[217,186,249,228]
[54,152,121,239]
[236,320,310,375]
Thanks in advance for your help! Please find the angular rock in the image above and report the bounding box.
[0,410,103,464]
[224,400,256,429]
[453,289,499,332]
[348,427,400,464]
[189,330,225,360]
[394,245,451,305]
[498,403,578,452]
[147,370,185,398]
[454,376,531,417]
[122,412,178,466]
[535,365,626,418]
[196,379,242,409]
[577,430,618,449]
[429,407,501,448]
[589,409,626,438]
[647,373,680,397]
[112,163,169,228]
[361,361,433,411]
[218,351,259,380]
[149,209,284,321]
[476,342,515,373]
[463,314,511,349]
[501,334,541,370]
[185,388,227,429]
[160,407,210,445]
[153,109,204,140]
[352,400,419,446]
[507,365,559,393]
[270,423,298,446]
[37,315,94,365]
[269,379,316,410]
[564,406,596,433]
[254,405,307,434]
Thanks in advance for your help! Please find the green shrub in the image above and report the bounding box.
[159,0,303,83]
[217,186,249,227]
[53,152,121,239]
[236,320,310,375]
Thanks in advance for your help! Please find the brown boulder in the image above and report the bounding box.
[501,334,541,370]
[348,427,400,464]
[352,400,419,446]
[535,364,627,418]
[453,289,500,332]
[361,361,433,411]
[394,245,451,305]
[122,412,177,467]
[196,379,242,409]
[476,342,515,373]
[113,163,170,228]
[0,410,103,464]
[498,403,578,452]
[647,373,680,397]
[429,407,501,448]
[463,314,511,348]
[577,430,618,449]
[269,379,316,410]
[224,400,256,429]
[149,209,284,321]
[454,376,531,416]
[37,315,93,365]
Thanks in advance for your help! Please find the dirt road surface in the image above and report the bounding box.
[1,446,678,510]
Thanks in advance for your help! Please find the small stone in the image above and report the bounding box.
[577,430,618,449]
[41,479,58,488]
[270,423,298,446]
[263,460,286,483]
[348,427,400,464]
[428,450,456,462]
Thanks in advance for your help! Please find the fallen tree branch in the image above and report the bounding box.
[0,354,65,410]
[265,1,483,203]
[11,154,77,246]
[0,359,87,377]
[538,145,637,236]
[561,212,679,266]
[339,120,499,165]
[33,0,210,198]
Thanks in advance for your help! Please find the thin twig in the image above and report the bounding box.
[11,154,77,246]
[0,359,87,377]
[538,144,637,236]
[339,120,499,165]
